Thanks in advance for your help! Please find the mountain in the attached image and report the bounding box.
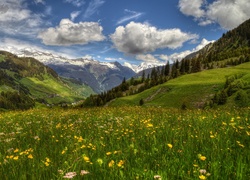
[5,48,136,93]
[0,51,94,110]
[185,18,250,62]
[85,18,250,109]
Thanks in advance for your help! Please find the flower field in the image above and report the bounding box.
[0,107,249,179]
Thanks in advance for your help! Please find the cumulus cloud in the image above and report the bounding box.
[178,0,250,30]
[136,54,159,63]
[38,19,105,46]
[178,0,205,18]
[167,38,214,61]
[110,21,198,55]
[0,0,44,37]
[116,9,144,25]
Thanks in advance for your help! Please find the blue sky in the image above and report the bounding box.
[0,0,250,65]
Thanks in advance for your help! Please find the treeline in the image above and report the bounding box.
[81,57,205,107]
[0,91,35,111]
[83,52,250,107]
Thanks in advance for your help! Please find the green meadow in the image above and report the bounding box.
[0,107,249,179]
[109,62,250,109]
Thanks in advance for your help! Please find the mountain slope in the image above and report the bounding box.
[108,62,250,109]
[8,48,136,93]
[185,18,250,62]
[0,51,94,109]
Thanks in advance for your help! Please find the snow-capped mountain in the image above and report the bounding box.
[124,61,165,73]
[0,47,136,93]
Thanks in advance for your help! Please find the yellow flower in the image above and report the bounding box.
[13,156,19,160]
[44,161,49,166]
[167,144,173,149]
[108,160,114,167]
[117,160,125,167]
[14,149,19,153]
[199,175,206,179]
[83,156,90,162]
[147,123,153,127]
[199,156,206,161]
[28,154,33,159]
[106,152,112,156]
[61,150,66,154]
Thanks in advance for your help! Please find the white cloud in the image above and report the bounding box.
[83,0,105,19]
[38,19,105,46]
[178,0,205,18]
[206,0,250,30]
[64,0,85,7]
[82,55,93,60]
[71,11,81,21]
[116,9,144,25]
[136,54,159,63]
[178,0,250,30]
[34,0,45,5]
[160,38,215,62]
[110,21,198,55]
[0,0,43,37]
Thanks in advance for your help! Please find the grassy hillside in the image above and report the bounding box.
[0,51,94,109]
[109,62,250,109]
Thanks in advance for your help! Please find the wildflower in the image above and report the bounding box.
[83,155,90,162]
[117,160,125,168]
[28,154,33,159]
[106,152,112,156]
[198,154,206,161]
[193,164,198,167]
[199,169,207,174]
[200,156,206,161]
[63,172,77,179]
[97,158,103,166]
[14,149,19,153]
[154,175,162,179]
[58,170,64,174]
[13,156,19,160]
[80,170,90,175]
[108,160,114,168]
[44,161,49,166]
[167,144,173,149]
[199,175,206,179]
[210,135,215,138]
[147,123,153,127]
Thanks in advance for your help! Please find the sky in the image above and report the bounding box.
[0,0,250,66]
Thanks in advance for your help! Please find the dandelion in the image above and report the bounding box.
[106,152,112,156]
[198,154,206,161]
[117,160,125,168]
[108,160,115,168]
[199,175,206,179]
[28,154,33,159]
[83,155,90,162]
[167,144,173,149]
[14,149,19,153]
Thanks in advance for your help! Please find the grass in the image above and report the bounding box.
[110,62,250,108]
[20,74,94,104]
[0,107,249,179]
